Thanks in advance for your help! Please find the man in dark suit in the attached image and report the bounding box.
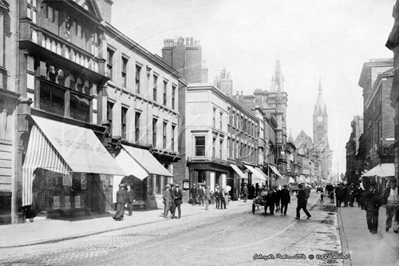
[280,185,291,215]
[295,184,311,220]
[190,184,198,205]
[171,183,183,219]
[219,188,226,209]
[126,184,135,216]
[163,184,172,219]
[113,184,127,221]
[198,185,205,206]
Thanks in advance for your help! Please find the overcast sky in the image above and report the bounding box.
[111,0,395,176]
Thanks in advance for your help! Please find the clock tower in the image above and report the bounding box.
[313,78,331,181]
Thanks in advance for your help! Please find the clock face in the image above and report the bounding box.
[317,116,323,122]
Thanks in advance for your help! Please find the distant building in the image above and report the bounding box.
[345,116,364,185]
[313,79,332,182]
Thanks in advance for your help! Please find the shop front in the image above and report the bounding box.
[188,160,241,200]
[21,115,126,219]
[114,145,173,210]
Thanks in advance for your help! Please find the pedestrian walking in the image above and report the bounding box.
[275,186,282,212]
[295,184,311,220]
[204,186,211,210]
[214,186,220,209]
[190,184,198,206]
[266,189,276,215]
[320,191,324,203]
[363,182,382,234]
[280,185,291,215]
[242,184,249,202]
[126,184,135,216]
[171,184,183,219]
[198,185,205,206]
[383,178,399,233]
[219,188,227,209]
[169,184,176,218]
[113,184,127,221]
[163,184,172,219]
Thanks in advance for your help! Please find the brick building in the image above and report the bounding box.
[358,59,394,173]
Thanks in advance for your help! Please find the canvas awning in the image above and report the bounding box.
[230,164,247,179]
[269,165,283,178]
[289,177,296,183]
[244,164,267,180]
[298,175,307,183]
[22,115,126,206]
[115,145,173,180]
[361,163,395,178]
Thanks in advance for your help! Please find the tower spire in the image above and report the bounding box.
[314,77,325,115]
[271,60,285,93]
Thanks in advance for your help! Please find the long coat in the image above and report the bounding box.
[116,189,127,204]
[297,189,307,208]
[172,188,183,205]
[280,188,291,204]
[126,189,135,203]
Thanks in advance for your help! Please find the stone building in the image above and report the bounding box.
[345,115,364,185]
[0,0,18,224]
[313,79,332,182]
[358,59,394,174]
[103,19,185,209]
[386,4,399,182]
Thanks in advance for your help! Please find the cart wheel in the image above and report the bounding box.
[252,204,255,214]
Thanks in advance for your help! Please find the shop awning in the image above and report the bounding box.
[22,115,126,206]
[361,163,395,178]
[116,145,173,180]
[289,177,295,183]
[298,175,307,183]
[269,165,283,178]
[230,164,247,179]
[244,164,267,181]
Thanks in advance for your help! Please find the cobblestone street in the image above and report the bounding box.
[0,193,346,266]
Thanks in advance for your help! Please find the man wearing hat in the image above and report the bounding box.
[113,183,127,221]
[383,178,399,233]
[171,183,183,219]
[163,184,172,219]
[363,181,383,234]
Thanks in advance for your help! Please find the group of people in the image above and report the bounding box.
[189,184,228,210]
[360,178,399,234]
[249,183,312,219]
[113,183,136,221]
[163,183,183,219]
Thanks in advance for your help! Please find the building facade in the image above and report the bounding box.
[0,0,19,224]
[358,59,394,173]
[345,115,364,185]
[103,21,185,209]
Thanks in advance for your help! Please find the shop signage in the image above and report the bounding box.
[81,173,87,189]
[54,138,103,153]
[63,174,72,187]
[53,196,60,209]
[75,196,81,208]
[64,196,71,209]
[46,171,53,189]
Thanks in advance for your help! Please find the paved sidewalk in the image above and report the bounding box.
[0,200,249,248]
[338,204,399,266]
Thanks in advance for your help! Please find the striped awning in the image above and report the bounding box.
[22,115,126,206]
[22,125,71,206]
[270,165,283,178]
[230,164,247,179]
[244,164,267,181]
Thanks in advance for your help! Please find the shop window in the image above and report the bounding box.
[106,48,114,80]
[153,75,158,102]
[121,106,128,139]
[122,57,128,88]
[171,125,175,151]
[172,86,176,109]
[39,81,65,116]
[107,101,114,136]
[135,65,141,94]
[135,111,141,142]
[70,93,90,123]
[163,81,167,106]
[163,121,167,149]
[195,136,205,156]
[152,118,158,147]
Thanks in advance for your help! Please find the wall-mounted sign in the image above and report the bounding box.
[81,173,87,190]
[63,174,72,187]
